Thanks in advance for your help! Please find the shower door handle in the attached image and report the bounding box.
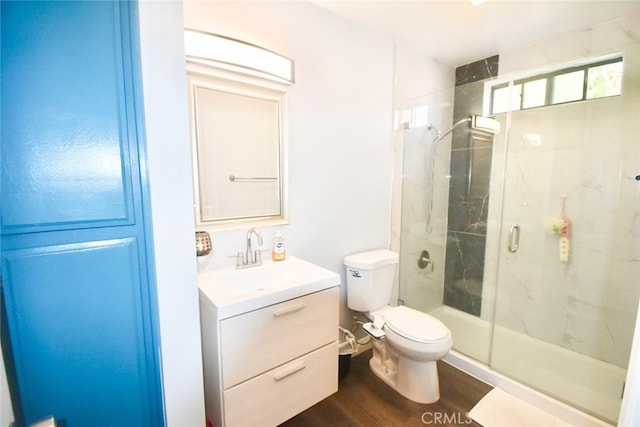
[508,224,520,253]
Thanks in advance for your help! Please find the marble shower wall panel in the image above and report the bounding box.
[482,13,640,368]
[392,44,455,310]
[400,225,446,312]
[443,56,499,316]
[452,80,487,139]
[398,124,449,312]
[444,231,486,316]
[455,55,499,87]
[498,12,640,76]
[490,45,640,367]
[448,138,493,232]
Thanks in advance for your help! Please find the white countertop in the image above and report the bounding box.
[198,256,341,319]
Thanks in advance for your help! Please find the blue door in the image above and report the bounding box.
[1,1,164,425]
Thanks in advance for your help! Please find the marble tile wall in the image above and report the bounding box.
[391,44,455,313]
[393,11,640,369]
[443,57,499,316]
[484,13,640,368]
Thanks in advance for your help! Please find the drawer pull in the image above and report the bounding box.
[273,361,306,381]
[272,303,305,317]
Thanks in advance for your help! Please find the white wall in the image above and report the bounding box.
[184,1,395,326]
[0,350,11,427]
[138,2,206,425]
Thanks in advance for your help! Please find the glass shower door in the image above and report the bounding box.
[489,60,640,423]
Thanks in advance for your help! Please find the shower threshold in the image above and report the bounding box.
[432,305,622,426]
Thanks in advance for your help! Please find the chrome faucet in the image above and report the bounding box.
[238,228,263,269]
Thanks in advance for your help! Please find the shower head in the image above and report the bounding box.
[424,114,500,234]
[430,115,500,143]
[471,115,500,135]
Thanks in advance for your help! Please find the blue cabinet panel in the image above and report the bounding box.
[2,240,154,426]
[1,1,164,426]
[1,1,133,233]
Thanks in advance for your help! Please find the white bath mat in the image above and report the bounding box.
[469,388,572,427]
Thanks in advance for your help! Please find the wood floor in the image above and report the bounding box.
[281,349,493,427]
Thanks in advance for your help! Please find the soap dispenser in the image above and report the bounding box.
[272,231,286,261]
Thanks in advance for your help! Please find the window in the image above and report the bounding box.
[587,61,623,99]
[552,70,585,104]
[492,85,522,114]
[490,56,622,114]
[522,79,547,109]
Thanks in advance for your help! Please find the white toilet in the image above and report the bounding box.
[344,249,453,404]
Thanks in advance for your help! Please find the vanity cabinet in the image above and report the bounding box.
[200,286,339,426]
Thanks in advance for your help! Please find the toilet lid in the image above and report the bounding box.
[384,306,450,343]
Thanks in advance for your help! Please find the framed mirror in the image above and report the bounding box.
[187,68,288,230]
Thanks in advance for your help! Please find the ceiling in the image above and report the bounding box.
[311,0,640,67]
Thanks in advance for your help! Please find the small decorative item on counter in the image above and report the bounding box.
[195,231,212,257]
[272,231,286,261]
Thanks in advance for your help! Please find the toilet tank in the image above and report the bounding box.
[344,249,399,312]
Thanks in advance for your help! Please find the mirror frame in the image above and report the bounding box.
[186,63,289,231]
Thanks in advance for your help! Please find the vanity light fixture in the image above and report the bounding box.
[195,231,212,257]
[184,29,295,85]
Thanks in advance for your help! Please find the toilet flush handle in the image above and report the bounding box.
[418,250,434,271]
[362,313,386,340]
[363,321,386,340]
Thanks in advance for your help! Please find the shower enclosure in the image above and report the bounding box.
[396,13,639,424]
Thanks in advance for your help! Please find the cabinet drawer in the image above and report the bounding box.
[220,287,338,388]
[224,342,338,427]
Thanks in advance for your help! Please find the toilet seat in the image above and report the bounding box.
[384,306,449,343]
